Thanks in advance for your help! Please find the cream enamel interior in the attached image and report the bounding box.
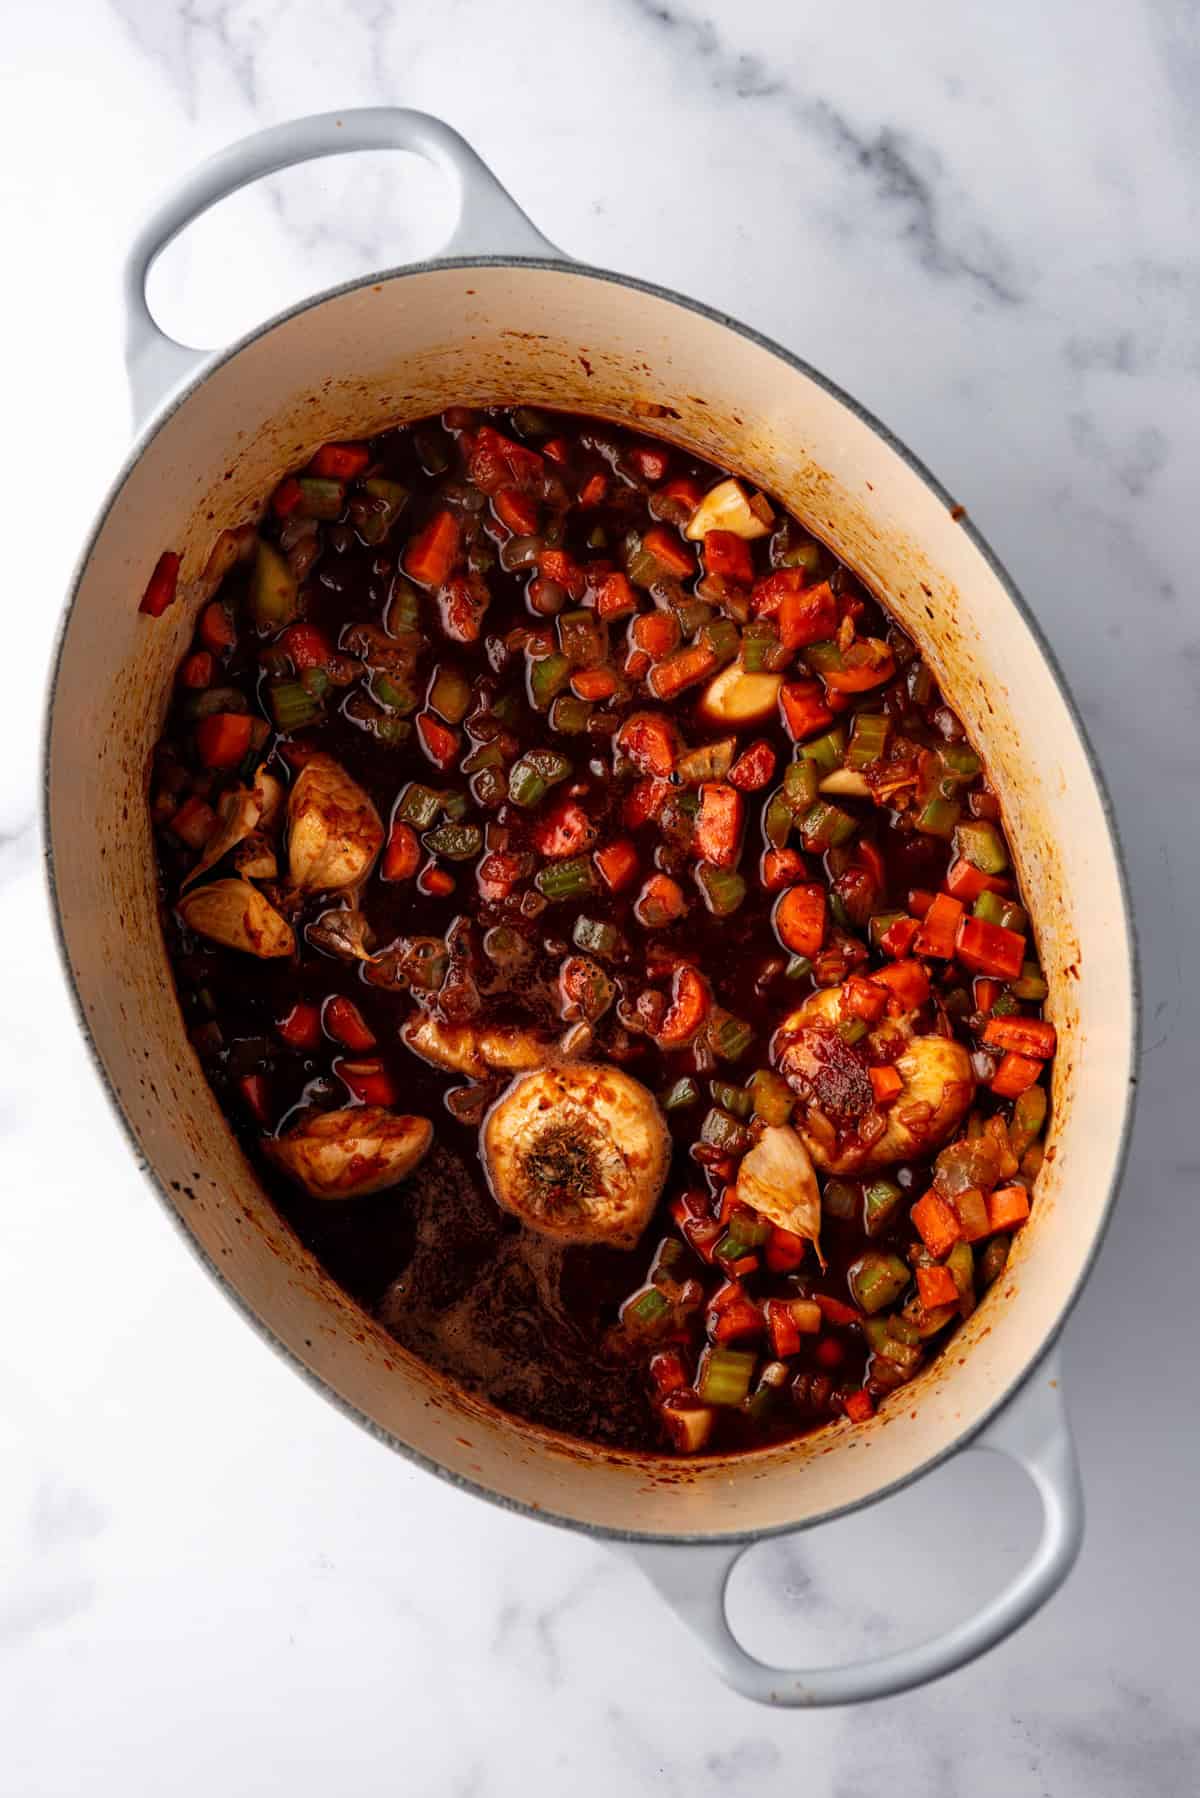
[46,264,1133,1536]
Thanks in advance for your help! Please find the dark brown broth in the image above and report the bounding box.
[154,408,1048,1455]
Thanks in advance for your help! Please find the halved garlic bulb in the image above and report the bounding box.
[480,1062,668,1247]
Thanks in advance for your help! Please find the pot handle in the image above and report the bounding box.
[624,1356,1083,1707]
[123,106,559,422]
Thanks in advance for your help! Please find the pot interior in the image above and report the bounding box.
[46,263,1134,1536]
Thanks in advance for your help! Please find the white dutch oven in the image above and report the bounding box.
[43,109,1137,1705]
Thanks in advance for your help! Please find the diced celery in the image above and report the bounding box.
[955,819,1008,874]
[847,712,890,769]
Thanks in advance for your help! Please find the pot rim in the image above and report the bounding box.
[40,253,1141,1545]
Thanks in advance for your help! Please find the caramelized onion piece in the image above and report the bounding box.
[287,753,383,893]
[736,1124,823,1264]
[180,786,262,891]
[401,1015,552,1081]
[265,1107,433,1198]
[177,877,294,958]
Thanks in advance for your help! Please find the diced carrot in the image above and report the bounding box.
[278,1001,321,1051]
[195,713,252,769]
[983,1016,1057,1059]
[578,472,608,507]
[334,1058,396,1106]
[843,1388,875,1424]
[468,424,544,493]
[908,888,936,918]
[570,667,619,702]
[823,640,895,693]
[708,1282,763,1342]
[647,642,718,700]
[309,441,370,479]
[761,847,804,891]
[655,966,712,1047]
[780,679,834,742]
[974,977,1002,1015]
[279,623,333,670]
[533,797,596,858]
[773,883,827,958]
[916,1264,959,1309]
[323,995,377,1052]
[476,850,524,901]
[854,838,886,892]
[987,1184,1032,1232]
[694,783,744,868]
[945,856,1010,902]
[729,740,776,791]
[404,509,460,587]
[594,838,639,892]
[537,549,586,597]
[671,1193,724,1263]
[237,1073,272,1126]
[594,572,639,620]
[816,1337,846,1370]
[955,916,1025,980]
[869,1064,904,1106]
[630,445,671,483]
[814,1294,862,1328]
[764,1227,809,1273]
[777,578,839,651]
[617,711,677,777]
[649,1349,688,1397]
[178,651,213,690]
[913,892,964,959]
[139,550,181,618]
[844,974,888,1023]
[991,1052,1043,1099]
[703,531,753,582]
[271,475,305,517]
[417,863,455,898]
[634,873,687,927]
[415,711,460,772]
[870,959,931,1010]
[911,1190,962,1258]
[540,437,569,464]
[767,1299,803,1359]
[622,777,672,829]
[879,915,920,959]
[169,796,216,849]
[200,600,237,655]
[630,610,681,660]
[493,486,540,534]
[382,821,421,882]
[656,477,704,517]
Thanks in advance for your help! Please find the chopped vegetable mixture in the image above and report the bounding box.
[150,407,1053,1455]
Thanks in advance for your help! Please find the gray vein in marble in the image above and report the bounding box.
[491,1557,613,1689]
[1067,413,1169,497]
[625,0,1023,303]
[106,0,261,114]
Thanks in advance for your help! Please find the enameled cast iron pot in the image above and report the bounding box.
[43,109,1138,1706]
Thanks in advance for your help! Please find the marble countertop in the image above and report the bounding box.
[3,0,1198,1791]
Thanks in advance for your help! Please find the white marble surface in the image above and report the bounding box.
[2,0,1198,1790]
